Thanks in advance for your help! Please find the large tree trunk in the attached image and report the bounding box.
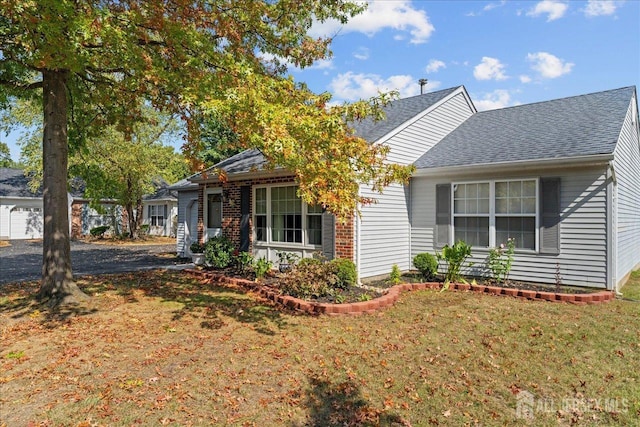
[36,69,88,306]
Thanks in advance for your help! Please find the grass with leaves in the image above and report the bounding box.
[1,270,638,426]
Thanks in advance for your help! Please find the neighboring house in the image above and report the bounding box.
[0,168,45,240]
[0,168,179,240]
[171,176,199,257]
[175,85,640,291]
[142,178,178,237]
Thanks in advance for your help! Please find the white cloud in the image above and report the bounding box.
[584,0,618,17]
[484,1,507,12]
[309,58,334,70]
[527,1,569,21]
[310,1,435,44]
[426,59,446,74]
[353,47,370,61]
[527,52,574,78]
[473,57,508,81]
[519,75,532,83]
[329,72,440,101]
[474,90,514,111]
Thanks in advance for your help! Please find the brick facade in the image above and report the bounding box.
[195,175,355,260]
[70,201,83,239]
[335,215,354,261]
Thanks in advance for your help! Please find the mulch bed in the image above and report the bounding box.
[365,272,600,295]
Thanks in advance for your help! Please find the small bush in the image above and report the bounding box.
[190,242,205,253]
[234,251,254,273]
[297,257,322,268]
[437,240,472,282]
[413,253,438,280]
[388,264,402,285]
[254,257,272,280]
[280,261,338,299]
[329,258,357,290]
[139,224,149,235]
[90,225,110,238]
[204,235,234,269]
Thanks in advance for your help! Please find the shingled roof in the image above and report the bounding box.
[193,87,463,179]
[350,86,462,142]
[415,86,636,170]
[0,168,42,198]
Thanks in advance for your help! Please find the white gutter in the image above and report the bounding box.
[413,153,615,177]
[190,168,291,185]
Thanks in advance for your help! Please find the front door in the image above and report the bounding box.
[206,192,223,239]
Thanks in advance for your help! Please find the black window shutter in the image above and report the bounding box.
[435,184,451,247]
[540,177,561,254]
[322,212,336,260]
[240,186,251,252]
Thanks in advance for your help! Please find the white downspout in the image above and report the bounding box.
[356,205,362,285]
[606,163,619,293]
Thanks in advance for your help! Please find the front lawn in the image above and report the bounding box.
[1,271,638,426]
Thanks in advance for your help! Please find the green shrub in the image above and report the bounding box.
[388,264,402,285]
[204,235,234,269]
[254,257,272,280]
[437,240,472,282]
[329,258,357,290]
[190,242,205,253]
[234,251,254,273]
[90,225,110,238]
[139,224,150,235]
[413,253,438,280]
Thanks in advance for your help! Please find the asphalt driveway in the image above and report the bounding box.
[0,240,190,285]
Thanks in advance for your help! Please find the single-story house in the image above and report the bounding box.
[142,178,178,237]
[0,168,179,239]
[175,85,640,291]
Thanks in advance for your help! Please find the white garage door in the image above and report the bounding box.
[10,206,43,240]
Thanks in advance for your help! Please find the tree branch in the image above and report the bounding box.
[0,79,43,90]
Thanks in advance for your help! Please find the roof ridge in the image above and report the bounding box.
[476,86,634,114]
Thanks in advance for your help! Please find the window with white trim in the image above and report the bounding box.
[148,204,166,227]
[453,183,490,247]
[495,180,536,250]
[254,185,322,247]
[452,179,537,250]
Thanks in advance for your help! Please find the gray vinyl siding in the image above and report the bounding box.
[359,183,411,278]
[613,97,640,287]
[386,92,475,165]
[176,189,198,257]
[357,91,475,279]
[410,167,609,288]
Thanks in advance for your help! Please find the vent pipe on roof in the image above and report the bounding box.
[419,78,428,94]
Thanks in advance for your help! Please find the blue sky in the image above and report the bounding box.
[2,0,639,162]
[293,0,639,107]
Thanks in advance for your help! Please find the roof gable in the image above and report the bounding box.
[415,86,635,169]
[194,87,465,180]
[350,86,462,142]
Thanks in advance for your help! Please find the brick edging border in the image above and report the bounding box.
[184,269,615,316]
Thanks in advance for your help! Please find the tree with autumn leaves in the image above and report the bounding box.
[0,0,413,306]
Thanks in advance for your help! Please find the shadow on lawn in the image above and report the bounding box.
[0,281,99,326]
[0,270,289,335]
[89,270,291,335]
[294,374,409,427]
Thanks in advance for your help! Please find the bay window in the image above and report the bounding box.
[254,185,322,247]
